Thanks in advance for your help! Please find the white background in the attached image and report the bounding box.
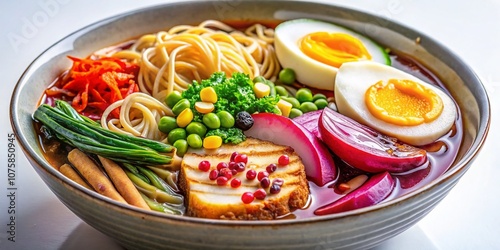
[1,0,499,249]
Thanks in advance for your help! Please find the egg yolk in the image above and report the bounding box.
[300,32,372,68]
[365,79,443,126]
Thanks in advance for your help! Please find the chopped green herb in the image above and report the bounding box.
[206,127,246,144]
[182,72,280,123]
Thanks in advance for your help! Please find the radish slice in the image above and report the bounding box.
[292,110,322,139]
[315,171,395,215]
[395,164,431,189]
[245,113,336,186]
[319,108,427,173]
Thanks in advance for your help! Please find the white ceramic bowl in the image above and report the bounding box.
[10,1,490,249]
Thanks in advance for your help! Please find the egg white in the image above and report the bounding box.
[274,19,390,91]
[334,61,457,146]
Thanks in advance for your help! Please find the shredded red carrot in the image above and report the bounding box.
[45,56,139,120]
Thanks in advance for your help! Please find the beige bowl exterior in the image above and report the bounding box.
[11,1,490,249]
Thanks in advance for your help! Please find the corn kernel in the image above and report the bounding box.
[277,99,293,117]
[200,87,217,103]
[253,82,271,98]
[195,101,215,114]
[203,135,223,149]
[176,108,193,127]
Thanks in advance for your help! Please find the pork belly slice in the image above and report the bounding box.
[179,138,310,220]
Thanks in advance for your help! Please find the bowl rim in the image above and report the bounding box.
[10,0,491,227]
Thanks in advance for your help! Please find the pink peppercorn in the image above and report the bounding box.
[241,192,254,204]
[234,154,248,164]
[217,162,228,171]
[219,168,233,180]
[260,177,271,188]
[266,163,277,173]
[278,155,290,166]
[257,171,269,181]
[228,161,236,170]
[246,169,257,180]
[230,151,238,162]
[270,184,281,194]
[231,178,241,188]
[235,162,246,172]
[254,189,267,200]
[209,169,219,180]
[273,178,284,186]
[198,160,210,172]
[216,176,228,186]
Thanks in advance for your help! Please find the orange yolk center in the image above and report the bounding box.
[365,79,443,126]
[300,32,372,68]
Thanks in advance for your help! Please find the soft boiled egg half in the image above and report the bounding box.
[335,61,457,146]
[274,19,390,91]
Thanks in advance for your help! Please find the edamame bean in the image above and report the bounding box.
[281,96,300,109]
[173,139,188,157]
[314,99,328,109]
[165,90,183,108]
[312,93,327,102]
[187,134,203,149]
[275,86,289,97]
[295,88,313,103]
[289,108,303,119]
[253,76,267,84]
[217,111,235,128]
[279,68,296,85]
[167,128,187,144]
[172,99,190,116]
[299,102,318,113]
[263,80,276,96]
[158,116,178,134]
[202,113,221,129]
[186,122,207,137]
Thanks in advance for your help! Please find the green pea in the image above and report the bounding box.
[202,113,220,129]
[289,108,303,119]
[173,139,188,157]
[299,102,318,113]
[295,88,313,103]
[186,122,207,137]
[187,134,203,149]
[281,96,300,109]
[165,90,183,108]
[253,76,267,84]
[314,99,329,109]
[167,128,187,144]
[312,93,327,102]
[171,99,191,116]
[158,116,178,134]
[279,68,296,85]
[217,111,235,128]
[265,80,277,96]
[275,86,289,97]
